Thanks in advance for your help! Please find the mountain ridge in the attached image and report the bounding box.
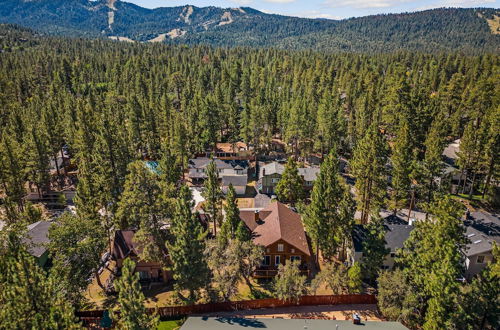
[0,0,499,53]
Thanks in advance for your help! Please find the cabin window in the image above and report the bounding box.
[263,255,271,266]
[277,244,284,252]
[272,178,280,184]
[291,248,295,253]
[138,271,150,279]
[290,256,301,262]
[275,255,281,265]
[390,252,396,258]
[477,255,485,263]
[235,169,242,175]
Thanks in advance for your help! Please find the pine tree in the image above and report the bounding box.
[0,231,80,329]
[167,185,209,301]
[275,157,304,205]
[311,262,349,294]
[274,260,308,303]
[389,120,412,213]
[220,183,249,244]
[347,262,363,293]
[113,258,159,329]
[304,148,355,261]
[421,120,446,206]
[0,132,26,221]
[397,196,466,329]
[351,123,388,224]
[202,159,223,236]
[361,217,389,283]
[48,212,107,304]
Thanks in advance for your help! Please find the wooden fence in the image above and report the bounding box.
[77,294,376,326]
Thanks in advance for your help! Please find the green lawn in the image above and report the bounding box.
[158,319,185,330]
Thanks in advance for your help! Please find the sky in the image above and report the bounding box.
[127,0,499,19]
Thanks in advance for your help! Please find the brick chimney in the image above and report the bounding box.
[254,210,260,223]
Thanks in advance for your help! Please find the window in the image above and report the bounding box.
[390,252,395,258]
[291,248,295,253]
[262,255,271,266]
[477,255,485,263]
[275,255,281,265]
[271,178,280,184]
[277,244,284,252]
[236,169,242,175]
[290,256,301,262]
[138,271,150,280]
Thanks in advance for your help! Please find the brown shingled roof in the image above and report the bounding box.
[112,230,143,260]
[240,202,311,256]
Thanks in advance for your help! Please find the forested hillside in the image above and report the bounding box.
[0,0,499,53]
[0,24,498,215]
[0,22,499,329]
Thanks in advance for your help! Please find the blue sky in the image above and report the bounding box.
[127,0,499,19]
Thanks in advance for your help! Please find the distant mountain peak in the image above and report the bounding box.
[0,1,498,54]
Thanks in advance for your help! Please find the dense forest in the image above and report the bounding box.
[0,24,499,329]
[0,0,499,54]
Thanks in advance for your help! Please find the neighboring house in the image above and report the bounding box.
[298,167,320,190]
[112,230,170,283]
[349,220,414,270]
[258,162,284,194]
[198,142,254,160]
[257,161,319,194]
[463,211,500,280]
[442,139,460,166]
[23,221,52,268]
[239,202,312,278]
[188,157,249,185]
[222,175,248,195]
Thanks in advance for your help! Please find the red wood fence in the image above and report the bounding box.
[77,294,376,326]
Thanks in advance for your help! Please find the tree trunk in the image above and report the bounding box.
[462,170,468,194]
[53,154,62,188]
[94,269,105,291]
[407,189,415,223]
[468,171,476,200]
[482,157,494,198]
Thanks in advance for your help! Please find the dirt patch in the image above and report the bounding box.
[107,11,114,30]
[219,11,234,26]
[168,29,187,39]
[486,14,500,35]
[108,36,135,43]
[178,6,194,24]
[148,33,167,43]
[107,0,117,11]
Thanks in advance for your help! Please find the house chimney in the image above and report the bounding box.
[262,168,266,176]
[254,210,259,222]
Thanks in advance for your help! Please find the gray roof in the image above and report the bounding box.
[222,175,248,187]
[464,211,500,256]
[442,139,460,165]
[298,167,320,182]
[23,221,52,258]
[189,157,234,170]
[259,162,285,177]
[260,162,319,182]
[353,223,414,253]
[181,317,408,330]
[254,193,272,209]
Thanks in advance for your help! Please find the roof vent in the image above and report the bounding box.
[467,233,475,238]
[473,240,482,244]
